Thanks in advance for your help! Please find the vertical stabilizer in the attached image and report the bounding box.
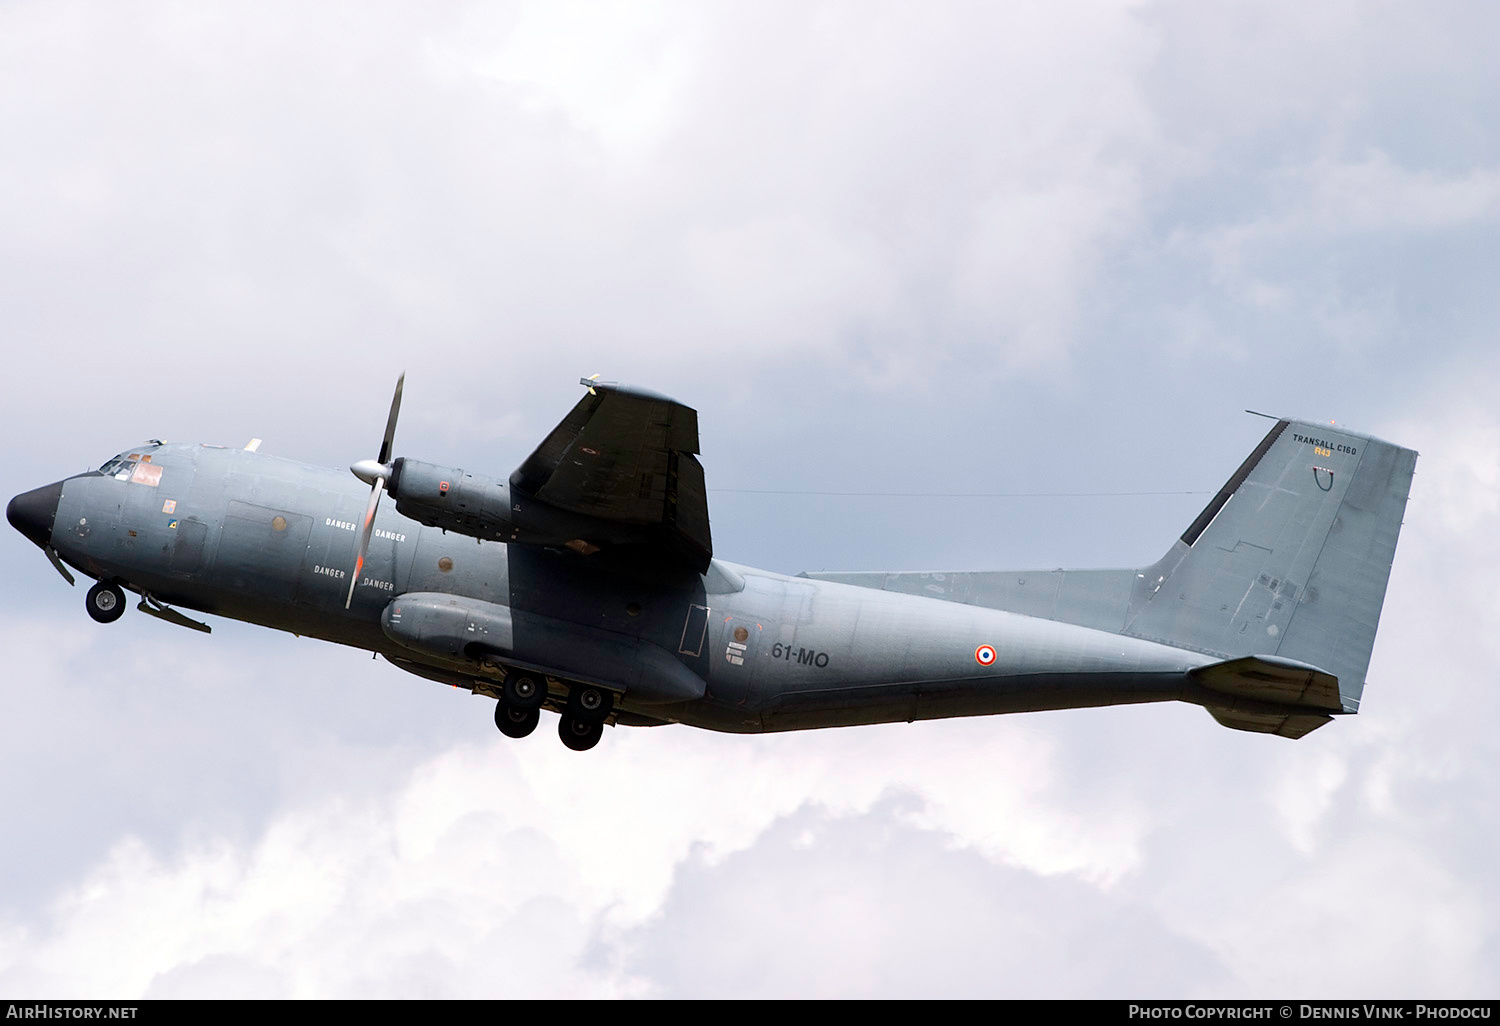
[1124,419,1416,713]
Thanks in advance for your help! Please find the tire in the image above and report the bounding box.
[566,685,614,723]
[558,714,604,752]
[86,582,126,624]
[494,702,540,739]
[503,671,545,712]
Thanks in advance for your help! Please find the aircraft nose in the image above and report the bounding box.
[7,480,64,549]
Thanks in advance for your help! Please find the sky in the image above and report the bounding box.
[1,0,1497,999]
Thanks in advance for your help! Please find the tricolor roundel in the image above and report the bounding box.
[974,644,997,667]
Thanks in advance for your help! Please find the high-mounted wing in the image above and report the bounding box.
[509,380,712,572]
[381,378,713,573]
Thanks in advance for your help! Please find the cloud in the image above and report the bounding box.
[0,715,1145,997]
[620,795,1229,999]
[0,0,1163,443]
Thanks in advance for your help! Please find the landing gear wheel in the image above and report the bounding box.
[86,582,126,624]
[503,671,545,712]
[558,714,604,752]
[494,701,540,739]
[566,685,614,723]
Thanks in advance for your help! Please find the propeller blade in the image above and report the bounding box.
[346,373,405,609]
[345,478,384,609]
[377,373,405,466]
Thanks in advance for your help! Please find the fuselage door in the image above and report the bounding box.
[215,500,313,602]
[170,518,209,576]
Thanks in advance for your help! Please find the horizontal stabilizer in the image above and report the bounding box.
[1205,706,1332,740]
[1190,654,1342,711]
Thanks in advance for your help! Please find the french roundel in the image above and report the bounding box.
[974,645,997,666]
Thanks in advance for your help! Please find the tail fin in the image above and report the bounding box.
[1124,418,1417,714]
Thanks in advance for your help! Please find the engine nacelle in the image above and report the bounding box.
[388,458,518,542]
[388,457,643,553]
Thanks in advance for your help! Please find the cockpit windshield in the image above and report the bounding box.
[98,442,164,480]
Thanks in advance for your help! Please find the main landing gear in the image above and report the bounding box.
[490,670,614,752]
[558,684,613,752]
[493,669,544,739]
[494,701,541,739]
[85,581,126,624]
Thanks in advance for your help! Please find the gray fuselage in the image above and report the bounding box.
[42,441,1218,734]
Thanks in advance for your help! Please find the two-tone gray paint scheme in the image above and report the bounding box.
[6,382,1417,749]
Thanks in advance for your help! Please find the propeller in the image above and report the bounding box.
[346,372,405,609]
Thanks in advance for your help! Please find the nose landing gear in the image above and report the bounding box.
[85,581,126,624]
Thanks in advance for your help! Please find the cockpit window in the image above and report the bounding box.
[98,442,163,478]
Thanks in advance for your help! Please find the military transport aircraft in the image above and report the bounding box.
[7,377,1415,751]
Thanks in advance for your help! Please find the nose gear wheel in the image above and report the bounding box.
[86,582,126,624]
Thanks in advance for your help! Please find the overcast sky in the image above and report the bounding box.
[1,0,1497,998]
